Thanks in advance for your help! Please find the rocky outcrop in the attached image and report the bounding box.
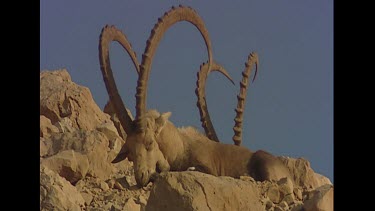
[146,171,264,211]
[40,69,112,131]
[40,166,85,211]
[39,69,333,211]
[279,156,332,190]
[40,115,59,138]
[41,127,118,181]
[41,150,90,184]
[147,171,333,211]
[103,100,132,140]
[303,184,334,211]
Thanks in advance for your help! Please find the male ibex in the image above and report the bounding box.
[99,5,291,187]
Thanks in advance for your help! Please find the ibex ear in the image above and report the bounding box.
[155,112,172,136]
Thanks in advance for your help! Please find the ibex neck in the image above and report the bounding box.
[157,123,191,170]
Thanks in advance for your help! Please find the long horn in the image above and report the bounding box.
[195,62,234,142]
[99,25,140,134]
[134,5,214,132]
[232,52,259,146]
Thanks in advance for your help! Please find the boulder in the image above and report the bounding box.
[40,69,111,132]
[40,115,59,138]
[103,100,133,140]
[40,137,50,157]
[40,166,85,211]
[40,150,89,184]
[54,117,75,133]
[146,171,264,211]
[124,198,141,211]
[303,184,333,211]
[42,129,116,180]
[279,157,332,190]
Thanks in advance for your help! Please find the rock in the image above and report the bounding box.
[294,187,303,200]
[124,198,141,211]
[303,184,333,211]
[282,193,295,205]
[267,183,280,204]
[103,100,133,141]
[96,122,120,141]
[274,205,284,211]
[290,201,304,211]
[43,129,115,180]
[279,201,289,210]
[279,157,332,190]
[277,177,294,196]
[40,166,85,211]
[40,115,60,138]
[146,171,264,211]
[54,117,75,133]
[75,179,86,192]
[41,150,89,184]
[40,138,49,157]
[81,192,94,205]
[106,178,116,189]
[107,138,126,162]
[240,175,256,182]
[137,195,147,206]
[264,198,274,210]
[40,69,111,132]
[100,181,109,191]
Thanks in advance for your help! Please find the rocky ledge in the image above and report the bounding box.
[40,69,333,211]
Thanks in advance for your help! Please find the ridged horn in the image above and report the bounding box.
[99,25,140,134]
[134,6,214,132]
[232,52,259,146]
[195,62,234,142]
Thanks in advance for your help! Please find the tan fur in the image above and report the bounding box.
[114,110,292,187]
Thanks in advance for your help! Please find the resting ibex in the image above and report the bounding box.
[99,5,291,187]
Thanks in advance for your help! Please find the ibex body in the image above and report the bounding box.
[113,110,291,186]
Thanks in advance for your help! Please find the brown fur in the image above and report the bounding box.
[113,110,291,187]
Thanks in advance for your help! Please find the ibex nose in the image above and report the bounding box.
[135,170,152,187]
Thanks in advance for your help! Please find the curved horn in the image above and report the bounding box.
[195,62,234,142]
[99,25,140,134]
[134,5,214,131]
[232,52,259,146]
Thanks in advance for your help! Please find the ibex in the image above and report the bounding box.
[99,5,291,187]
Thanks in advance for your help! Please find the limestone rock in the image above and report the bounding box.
[41,150,89,184]
[267,183,281,204]
[54,117,75,133]
[40,166,85,211]
[42,129,115,180]
[103,100,133,140]
[40,69,111,132]
[96,122,120,140]
[124,198,141,211]
[81,192,94,206]
[146,171,263,211]
[279,157,332,190]
[40,137,50,157]
[303,184,333,211]
[40,115,59,138]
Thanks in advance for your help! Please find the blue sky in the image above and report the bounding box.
[40,0,333,181]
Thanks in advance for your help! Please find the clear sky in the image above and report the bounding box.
[40,0,333,181]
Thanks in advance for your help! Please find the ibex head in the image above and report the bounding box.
[99,6,225,187]
[112,111,171,186]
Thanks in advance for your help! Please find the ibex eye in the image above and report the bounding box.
[146,141,154,151]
